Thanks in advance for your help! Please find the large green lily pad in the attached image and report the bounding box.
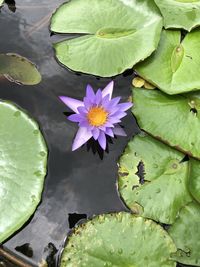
[189,158,200,203]
[50,0,162,77]
[132,88,200,159]
[61,212,176,267]
[118,134,191,224]
[0,53,41,85]
[0,101,47,243]
[168,202,200,266]
[135,29,200,95]
[154,0,200,31]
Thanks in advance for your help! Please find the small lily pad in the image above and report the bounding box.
[135,30,200,95]
[154,0,200,31]
[132,88,200,159]
[61,212,176,267]
[0,101,47,242]
[50,0,162,77]
[118,134,191,224]
[168,202,200,266]
[0,53,41,85]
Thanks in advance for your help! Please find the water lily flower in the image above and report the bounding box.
[59,81,132,151]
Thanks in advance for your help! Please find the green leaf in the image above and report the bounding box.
[118,134,192,224]
[132,88,200,159]
[0,101,47,243]
[50,0,162,77]
[168,202,200,266]
[154,0,200,31]
[0,53,41,85]
[135,29,200,95]
[189,158,200,203]
[61,212,176,267]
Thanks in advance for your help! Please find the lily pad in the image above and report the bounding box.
[189,158,200,203]
[61,212,176,267]
[168,202,200,266]
[118,134,191,224]
[132,88,200,159]
[50,0,162,77]
[0,53,41,85]
[0,101,47,243]
[154,0,200,31]
[135,29,200,95]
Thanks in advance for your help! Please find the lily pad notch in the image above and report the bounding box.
[50,0,162,77]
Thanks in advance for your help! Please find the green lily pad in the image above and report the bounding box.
[132,88,200,159]
[189,158,200,203]
[154,0,200,31]
[0,53,41,85]
[135,29,200,95]
[50,0,162,77]
[118,134,191,224]
[0,101,47,243]
[168,202,200,266]
[61,212,176,267]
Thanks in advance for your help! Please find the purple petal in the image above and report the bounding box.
[117,102,133,111]
[95,89,102,105]
[72,127,92,151]
[108,117,121,124]
[113,125,127,137]
[68,114,83,122]
[79,121,90,127]
[104,97,121,110]
[110,111,127,120]
[77,106,88,114]
[83,97,92,110]
[59,96,83,113]
[92,128,100,140]
[86,84,95,101]
[98,131,107,150]
[105,128,114,137]
[102,81,114,100]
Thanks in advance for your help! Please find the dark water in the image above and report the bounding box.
[0,1,138,265]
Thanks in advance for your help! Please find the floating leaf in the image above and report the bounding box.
[154,0,200,31]
[168,202,200,266]
[50,0,162,77]
[118,134,191,224]
[132,88,200,159]
[189,158,200,203]
[135,29,200,95]
[0,101,47,242]
[61,212,176,267]
[0,53,41,85]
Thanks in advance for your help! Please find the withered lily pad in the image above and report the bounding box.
[0,101,47,243]
[168,202,200,266]
[136,30,200,95]
[154,0,200,31]
[50,0,162,77]
[0,53,41,85]
[118,134,191,224]
[61,212,176,267]
[132,88,200,159]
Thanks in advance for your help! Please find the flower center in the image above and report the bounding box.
[87,107,108,127]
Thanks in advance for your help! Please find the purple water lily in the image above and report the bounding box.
[59,81,132,151]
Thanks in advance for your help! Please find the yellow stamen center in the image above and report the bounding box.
[87,107,108,127]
